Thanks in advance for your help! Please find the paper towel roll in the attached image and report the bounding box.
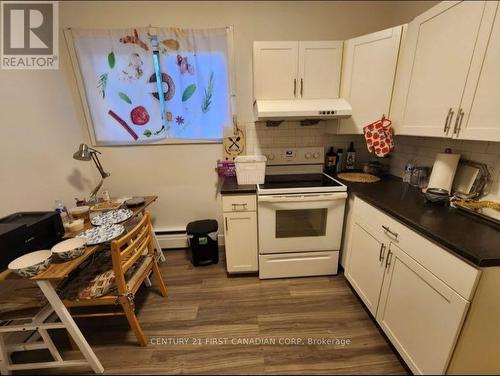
[428,152,461,193]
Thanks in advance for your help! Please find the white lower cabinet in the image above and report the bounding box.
[345,222,386,316]
[222,195,258,273]
[344,197,480,375]
[377,243,469,375]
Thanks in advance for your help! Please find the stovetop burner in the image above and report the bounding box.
[258,173,347,194]
[260,173,343,189]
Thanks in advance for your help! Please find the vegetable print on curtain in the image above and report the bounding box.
[154,27,231,140]
[71,27,232,145]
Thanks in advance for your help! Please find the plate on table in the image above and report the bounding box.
[91,209,133,226]
[125,197,145,207]
[90,201,122,212]
[77,224,125,246]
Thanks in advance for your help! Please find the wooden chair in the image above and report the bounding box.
[61,212,167,346]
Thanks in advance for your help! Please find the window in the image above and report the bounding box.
[66,27,233,145]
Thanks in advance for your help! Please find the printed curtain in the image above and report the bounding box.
[72,27,232,145]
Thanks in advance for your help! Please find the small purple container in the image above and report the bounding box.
[217,160,236,177]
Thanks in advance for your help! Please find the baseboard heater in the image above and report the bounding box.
[155,230,224,249]
[155,230,189,249]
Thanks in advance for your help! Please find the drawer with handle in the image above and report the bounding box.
[352,197,403,244]
[222,195,257,212]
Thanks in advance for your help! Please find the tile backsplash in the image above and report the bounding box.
[244,120,370,165]
[244,121,500,197]
[390,136,500,178]
[389,136,500,196]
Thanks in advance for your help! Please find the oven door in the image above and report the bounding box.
[258,192,347,254]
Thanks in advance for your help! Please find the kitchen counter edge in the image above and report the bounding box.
[338,176,500,268]
[221,176,257,195]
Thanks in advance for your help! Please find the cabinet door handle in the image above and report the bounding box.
[231,203,247,211]
[443,108,453,134]
[453,108,464,135]
[293,78,297,97]
[379,243,386,262]
[300,78,303,97]
[454,109,465,136]
[385,250,393,269]
[225,217,228,232]
[382,225,398,240]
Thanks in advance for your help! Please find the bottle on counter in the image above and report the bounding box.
[345,142,356,170]
[403,162,414,184]
[55,200,70,224]
[102,190,111,202]
[336,148,344,173]
[325,147,338,174]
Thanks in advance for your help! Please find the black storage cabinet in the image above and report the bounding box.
[186,219,219,266]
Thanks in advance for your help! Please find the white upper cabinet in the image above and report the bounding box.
[337,26,403,134]
[253,41,342,100]
[458,3,500,142]
[253,41,299,100]
[391,1,492,138]
[298,41,342,99]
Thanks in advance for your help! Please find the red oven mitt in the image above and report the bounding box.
[363,116,394,157]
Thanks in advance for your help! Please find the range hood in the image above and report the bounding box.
[254,98,352,120]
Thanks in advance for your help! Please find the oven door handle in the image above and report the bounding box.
[258,192,347,203]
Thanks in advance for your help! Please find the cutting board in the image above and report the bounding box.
[428,152,461,193]
[453,164,480,194]
[223,126,245,161]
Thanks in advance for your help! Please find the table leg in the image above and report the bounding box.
[0,334,11,375]
[26,304,55,345]
[36,281,104,374]
[152,231,166,262]
[136,211,165,263]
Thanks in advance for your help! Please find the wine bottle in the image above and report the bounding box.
[346,142,356,170]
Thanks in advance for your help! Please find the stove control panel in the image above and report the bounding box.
[261,147,325,165]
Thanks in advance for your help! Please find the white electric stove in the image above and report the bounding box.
[257,147,347,279]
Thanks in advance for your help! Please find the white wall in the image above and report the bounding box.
[0,68,94,217]
[0,1,433,229]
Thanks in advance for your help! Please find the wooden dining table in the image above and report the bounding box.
[0,196,158,374]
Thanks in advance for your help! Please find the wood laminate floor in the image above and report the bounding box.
[12,249,407,375]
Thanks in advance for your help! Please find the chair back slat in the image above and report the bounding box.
[111,212,154,295]
[120,223,149,260]
[113,214,149,248]
[122,239,149,273]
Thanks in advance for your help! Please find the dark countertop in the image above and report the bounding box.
[337,175,500,268]
[220,176,257,195]
[220,174,500,267]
